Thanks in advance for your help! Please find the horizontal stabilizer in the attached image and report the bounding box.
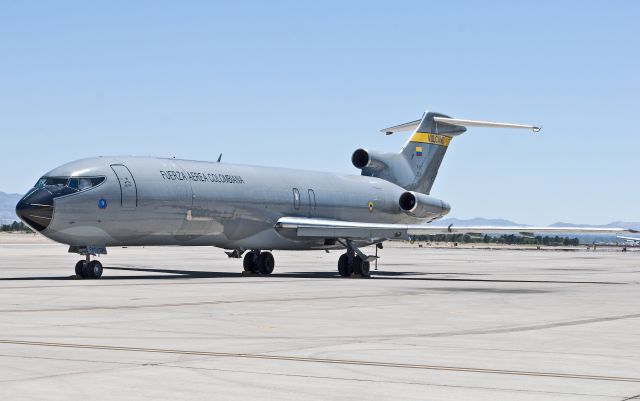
[381,115,541,134]
[380,119,421,135]
[433,117,541,132]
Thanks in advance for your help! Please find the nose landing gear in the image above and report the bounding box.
[73,254,103,279]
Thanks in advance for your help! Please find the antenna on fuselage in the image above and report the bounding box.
[217,153,222,162]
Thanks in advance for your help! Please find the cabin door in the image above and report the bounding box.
[110,164,137,209]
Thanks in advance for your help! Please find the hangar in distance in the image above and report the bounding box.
[15,110,637,279]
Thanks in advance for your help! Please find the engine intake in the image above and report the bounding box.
[399,191,450,219]
[351,148,370,169]
[351,148,410,184]
[399,192,417,211]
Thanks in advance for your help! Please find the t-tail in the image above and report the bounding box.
[351,111,541,194]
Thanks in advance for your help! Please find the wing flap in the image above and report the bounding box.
[298,227,408,240]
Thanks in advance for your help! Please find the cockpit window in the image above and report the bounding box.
[67,176,106,191]
[41,177,69,186]
[35,176,105,191]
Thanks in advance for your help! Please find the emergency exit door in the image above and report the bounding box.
[110,164,137,208]
[308,189,316,216]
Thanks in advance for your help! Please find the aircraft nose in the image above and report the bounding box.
[15,188,55,232]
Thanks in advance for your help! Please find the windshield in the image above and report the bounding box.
[35,176,106,192]
[67,177,105,190]
[35,177,69,187]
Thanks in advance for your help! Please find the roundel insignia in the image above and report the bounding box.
[98,198,108,209]
[368,201,374,212]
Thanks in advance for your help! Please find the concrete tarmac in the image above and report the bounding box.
[1,233,639,400]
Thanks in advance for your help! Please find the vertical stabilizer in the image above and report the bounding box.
[399,111,465,194]
[355,110,540,194]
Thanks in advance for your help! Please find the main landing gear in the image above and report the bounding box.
[337,253,370,277]
[74,255,103,279]
[336,240,376,278]
[242,250,275,275]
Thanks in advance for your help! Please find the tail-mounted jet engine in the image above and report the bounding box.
[351,148,413,187]
[352,148,450,219]
[352,148,386,171]
[398,191,450,219]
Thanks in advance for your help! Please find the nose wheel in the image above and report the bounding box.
[74,257,103,279]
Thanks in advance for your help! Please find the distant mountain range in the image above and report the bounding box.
[430,217,639,243]
[430,217,526,227]
[431,217,640,230]
[548,221,640,229]
[0,192,21,224]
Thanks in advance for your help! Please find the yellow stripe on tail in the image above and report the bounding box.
[409,132,452,147]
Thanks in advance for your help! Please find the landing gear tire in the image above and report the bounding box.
[337,254,370,277]
[353,257,370,277]
[82,260,103,279]
[75,260,86,278]
[243,252,258,273]
[258,252,275,275]
[361,261,371,277]
[337,254,350,277]
[351,256,363,276]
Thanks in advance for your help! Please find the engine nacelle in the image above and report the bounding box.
[399,191,451,219]
[352,148,415,188]
[352,148,387,170]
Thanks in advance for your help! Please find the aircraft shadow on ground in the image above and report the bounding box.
[0,265,624,285]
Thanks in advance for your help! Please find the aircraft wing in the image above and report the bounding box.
[275,217,638,241]
[618,236,640,242]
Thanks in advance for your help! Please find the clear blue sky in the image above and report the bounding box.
[1,1,638,225]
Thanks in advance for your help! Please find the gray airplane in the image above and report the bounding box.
[15,111,637,279]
